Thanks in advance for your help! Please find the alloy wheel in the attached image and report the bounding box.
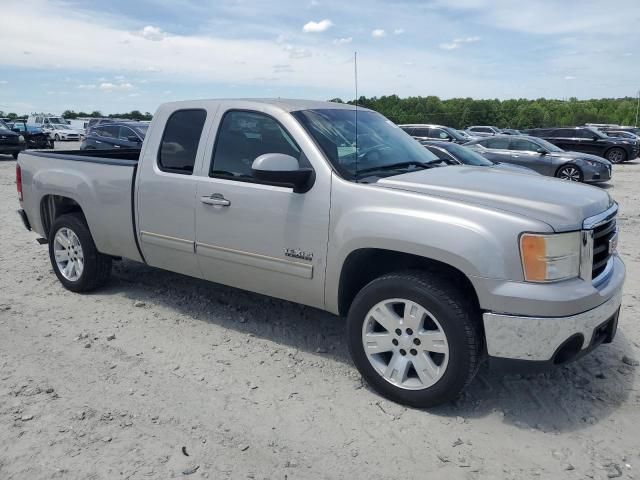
[558,166,581,181]
[361,298,449,390]
[607,149,624,164]
[53,227,84,281]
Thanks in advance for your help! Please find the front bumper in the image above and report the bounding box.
[0,144,25,155]
[583,162,612,183]
[484,286,622,364]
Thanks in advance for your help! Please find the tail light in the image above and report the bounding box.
[16,164,23,201]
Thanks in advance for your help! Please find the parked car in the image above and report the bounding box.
[456,129,475,141]
[500,128,524,135]
[399,124,469,144]
[422,141,537,175]
[17,99,624,408]
[0,120,26,159]
[604,130,640,141]
[43,124,81,141]
[27,114,69,128]
[466,125,501,137]
[80,122,147,150]
[524,127,639,164]
[465,135,612,183]
[8,120,54,149]
[586,124,640,136]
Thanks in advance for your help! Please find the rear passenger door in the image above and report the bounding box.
[116,126,143,149]
[474,137,511,162]
[91,125,120,149]
[508,138,551,174]
[136,108,210,278]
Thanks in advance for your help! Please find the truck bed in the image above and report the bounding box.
[18,148,144,263]
[26,148,141,165]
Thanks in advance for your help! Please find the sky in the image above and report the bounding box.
[0,0,639,115]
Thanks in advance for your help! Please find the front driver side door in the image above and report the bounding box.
[195,108,331,309]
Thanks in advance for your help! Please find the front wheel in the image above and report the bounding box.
[49,213,112,292]
[606,147,627,164]
[347,271,482,408]
[556,164,583,182]
[54,134,60,141]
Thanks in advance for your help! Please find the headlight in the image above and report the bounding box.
[18,135,25,142]
[520,232,580,282]
[583,159,601,167]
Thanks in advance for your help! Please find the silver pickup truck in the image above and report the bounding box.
[16,99,625,407]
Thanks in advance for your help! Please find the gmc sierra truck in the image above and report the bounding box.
[16,99,625,407]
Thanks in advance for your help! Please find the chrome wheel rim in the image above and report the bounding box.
[53,228,84,281]
[607,149,624,163]
[362,298,449,390]
[559,166,581,181]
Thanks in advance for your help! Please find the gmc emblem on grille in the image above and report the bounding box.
[608,232,618,255]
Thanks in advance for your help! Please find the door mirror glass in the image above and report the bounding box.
[536,147,548,154]
[252,153,313,193]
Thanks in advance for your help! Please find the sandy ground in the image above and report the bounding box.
[0,144,639,480]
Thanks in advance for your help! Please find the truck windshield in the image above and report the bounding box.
[292,108,440,180]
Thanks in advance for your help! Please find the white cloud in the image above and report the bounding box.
[372,29,386,38]
[99,82,134,92]
[128,93,140,97]
[394,28,405,35]
[439,36,481,50]
[137,25,166,41]
[273,64,294,73]
[0,80,8,84]
[283,44,312,59]
[302,19,333,33]
[308,0,319,6]
[333,37,353,45]
[163,90,172,95]
[564,76,576,80]
[77,84,96,89]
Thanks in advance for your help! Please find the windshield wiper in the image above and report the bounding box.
[357,160,440,175]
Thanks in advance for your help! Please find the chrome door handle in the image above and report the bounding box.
[201,194,230,207]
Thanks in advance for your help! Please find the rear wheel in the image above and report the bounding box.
[12,152,18,159]
[347,271,482,407]
[605,147,627,164]
[49,213,112,292]
[556,164,583,182]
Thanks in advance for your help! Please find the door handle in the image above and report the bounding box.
[201,194,230,207]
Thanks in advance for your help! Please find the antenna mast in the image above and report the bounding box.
[354,51,359,181]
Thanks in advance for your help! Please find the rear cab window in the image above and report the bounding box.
[482,137,510,149]
[157,109,207,175]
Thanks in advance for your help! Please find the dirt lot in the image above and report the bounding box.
[0,147,639,480]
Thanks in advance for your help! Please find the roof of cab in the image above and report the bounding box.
[159,98,363,113]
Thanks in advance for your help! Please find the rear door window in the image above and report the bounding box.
[429,128,450,140]
[412,128,430,137]
[484,137,510,149]
[158,109,207,175]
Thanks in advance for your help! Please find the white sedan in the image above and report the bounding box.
[43,124,81,141]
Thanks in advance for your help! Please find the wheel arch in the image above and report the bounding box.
[337,248,480,318]
[40,194,87,239]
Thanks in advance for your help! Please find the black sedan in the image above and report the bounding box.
[421,141,537,175]
[464,135,612,183]
[80,121,148,150]
[0,120,26,159]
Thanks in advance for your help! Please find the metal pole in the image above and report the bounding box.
[635,89,639,127]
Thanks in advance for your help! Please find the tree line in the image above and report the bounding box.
[0,110,153,121]
[329,96,640,129]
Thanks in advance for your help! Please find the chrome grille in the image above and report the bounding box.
[592,217,616,279]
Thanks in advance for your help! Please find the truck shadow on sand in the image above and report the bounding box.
[106,259,635,433]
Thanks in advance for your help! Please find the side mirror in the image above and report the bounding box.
[592,136,600,141]
[127,136,140,143]
[536,148,548,155]
[251,153,314,193]
[12,127,20,132]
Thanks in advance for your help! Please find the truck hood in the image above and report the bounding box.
[375,166,612,231]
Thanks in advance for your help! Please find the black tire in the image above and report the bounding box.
[556,164,583,182]
[48,213,112,292]
[54,134,60,141]
[605,147,627,164]
[12,152,18,159]
[347,271,482,408]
